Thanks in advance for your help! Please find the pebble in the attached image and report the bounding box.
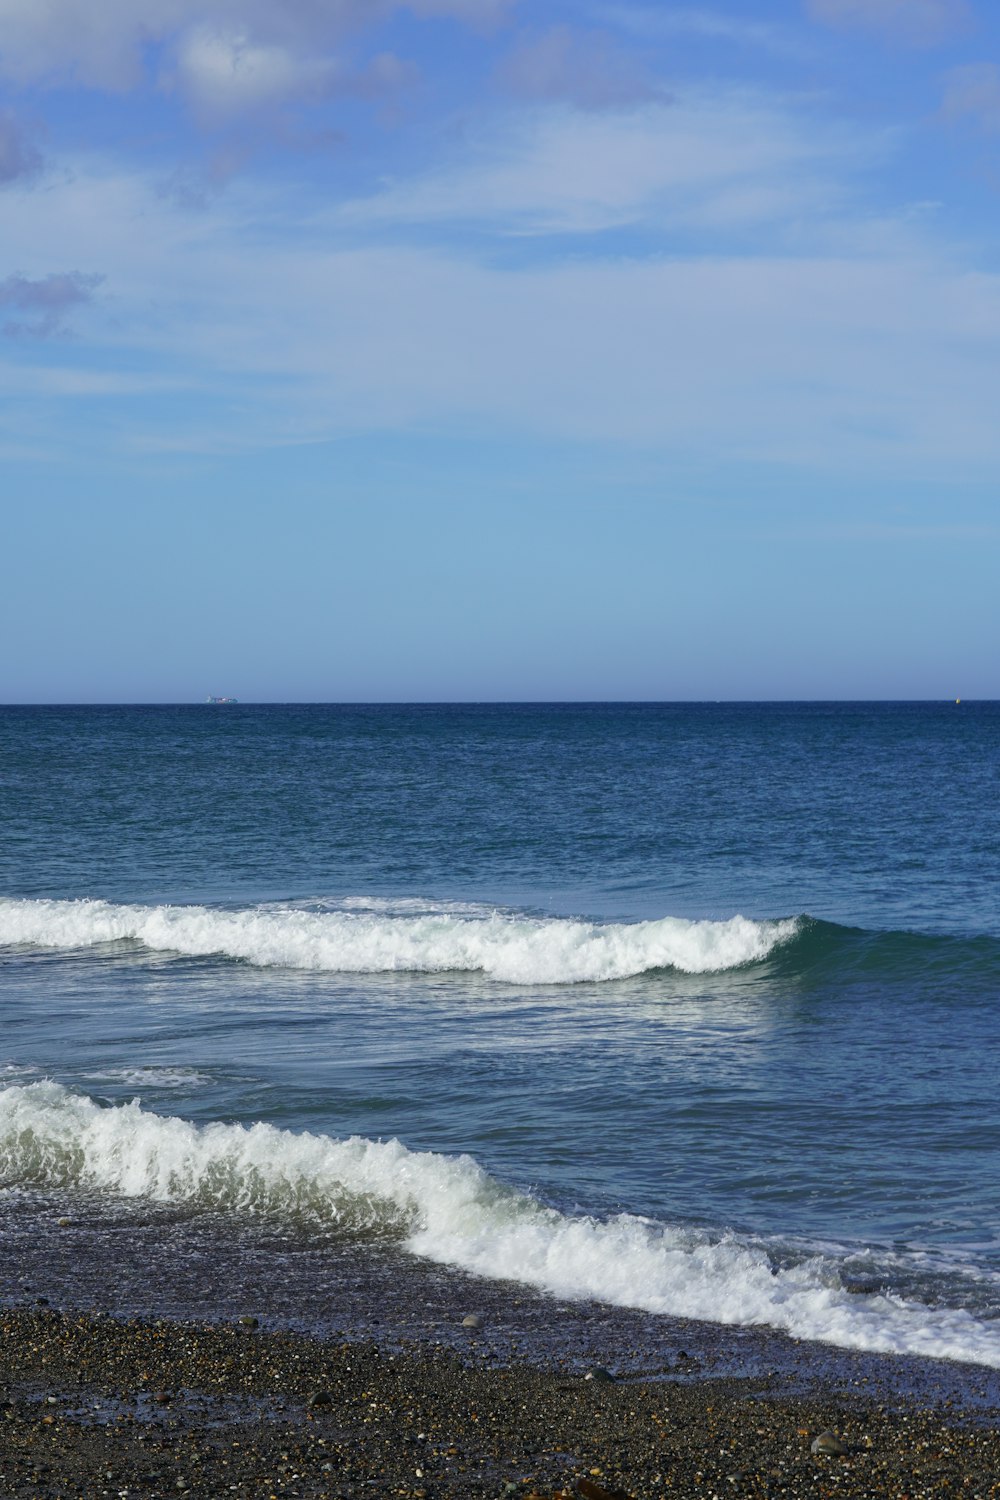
[811,1428,851,1456]
[577,1477,633,1500]
[461,1313,483,1329]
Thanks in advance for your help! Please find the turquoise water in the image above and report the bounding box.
[2,702,999,1364]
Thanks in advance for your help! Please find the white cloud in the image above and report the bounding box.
[941,63,1000,131]
[171,26,338,119]
[0,0,511,94]
[805,0,971,47]
[168,23,418,120]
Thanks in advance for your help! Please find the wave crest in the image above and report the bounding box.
[0,898,800,983]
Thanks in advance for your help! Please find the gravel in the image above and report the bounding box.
[2,1304,1000,1498]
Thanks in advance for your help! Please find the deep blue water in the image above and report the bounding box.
[1,702,999,1364]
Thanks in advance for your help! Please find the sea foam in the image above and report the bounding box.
[2,1081,999,1368]
[0,898,798,983]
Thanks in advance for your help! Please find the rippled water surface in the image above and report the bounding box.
[1,702,999,1365]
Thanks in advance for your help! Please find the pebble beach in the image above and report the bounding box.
[3,1212,1000,1500]
[5,1300,1000,1499]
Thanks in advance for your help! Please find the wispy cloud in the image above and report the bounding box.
[805,0,972,48]
[4,141,1000,480]
[336,94,869,237]
[941,63,1000,131]
[595,4,810,58]
[1,57,998,481]
[0,271,104,338]
[497,25,665,111]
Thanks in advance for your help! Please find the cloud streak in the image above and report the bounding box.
[335,95,873,237]
[805,0,971,47]
[596,5,810,59]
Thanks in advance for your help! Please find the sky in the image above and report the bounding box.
[1,0,998,702]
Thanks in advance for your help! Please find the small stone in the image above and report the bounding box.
[584,1367,615,1384]
[811,1429,850,1456]
[306,1390,332,1409]
[577,1477,633,1500]
[462,1314,482,1329]
[238,1316,259,1329]
[56,1217,72,1228]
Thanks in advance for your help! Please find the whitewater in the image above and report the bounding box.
[3,1079,1000,1369]
[0,897,801,984]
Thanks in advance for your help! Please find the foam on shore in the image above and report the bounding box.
[2,1080,1000,1369]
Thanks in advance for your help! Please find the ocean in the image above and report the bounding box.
[2,701,999,1369]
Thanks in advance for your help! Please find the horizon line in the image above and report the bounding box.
[0,698,986,708]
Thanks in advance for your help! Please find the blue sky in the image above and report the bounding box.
[1,0,997,701]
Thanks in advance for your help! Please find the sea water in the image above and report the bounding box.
[1,702,999,1365]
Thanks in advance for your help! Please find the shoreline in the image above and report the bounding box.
[4,1197,1000,1496]
[5,1189,1000,1405]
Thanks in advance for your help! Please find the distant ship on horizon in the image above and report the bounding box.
[205,695,239,704]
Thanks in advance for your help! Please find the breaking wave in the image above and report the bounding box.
[0,898,799,984]
[2,1081,1000,1368]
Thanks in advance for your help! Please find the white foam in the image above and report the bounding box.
[2,1080,999,1368]
[0,898,798,983]
[81,1067,213,1090]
